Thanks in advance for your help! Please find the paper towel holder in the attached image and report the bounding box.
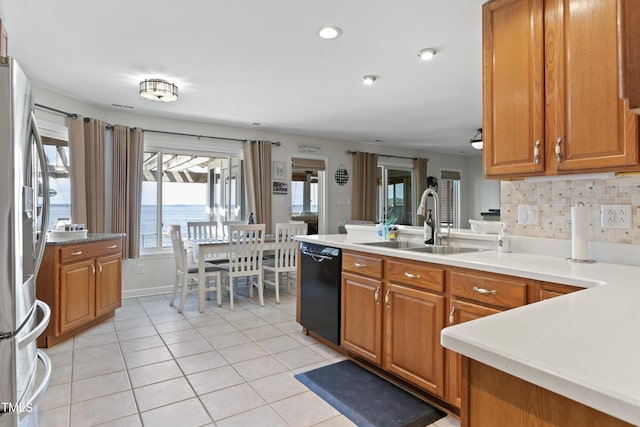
[567,202,596,264]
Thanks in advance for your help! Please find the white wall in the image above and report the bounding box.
[465,154,500,222]
[33,85,492,296]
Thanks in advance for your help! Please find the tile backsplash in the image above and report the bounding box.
[500,175,640,245]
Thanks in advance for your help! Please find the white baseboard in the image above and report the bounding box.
[122,285,174,299]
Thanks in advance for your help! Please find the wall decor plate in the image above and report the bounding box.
[335,165,349,185]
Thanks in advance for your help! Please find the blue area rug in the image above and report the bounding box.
[295,360,446,427]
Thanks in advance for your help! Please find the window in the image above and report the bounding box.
[140,150,244,250]
[42,137,71,231]
[290,157,325,234]
[439,170,461,229]
[377,163,413,225]
[290,172,318,215]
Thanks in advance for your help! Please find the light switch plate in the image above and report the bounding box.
[600,204,632,229]
[518,204,539,225]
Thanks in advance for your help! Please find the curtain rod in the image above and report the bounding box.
[35,103,115,128]
[346,150,417,161]
[140,128,281,146]
[35,103,78,119]
[34,103,281,146]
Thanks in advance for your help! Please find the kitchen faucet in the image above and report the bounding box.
[417,187,449,245]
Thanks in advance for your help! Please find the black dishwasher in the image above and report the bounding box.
[299,242,342,345]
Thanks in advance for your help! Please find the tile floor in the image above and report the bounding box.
[38,284,460,427]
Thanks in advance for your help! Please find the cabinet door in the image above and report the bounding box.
[545,0,638,171]
[446,299,501,409]
[96,254,122,317]
[483,0,545,176]
[385,283,445,397]
[59,259,96,334]
[342,272,383,365]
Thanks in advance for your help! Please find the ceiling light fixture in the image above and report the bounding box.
[362,75,377,85]
[470,128,483,150]
[139,79,178,102]
[317,26,342,40]
[418,47,437,61]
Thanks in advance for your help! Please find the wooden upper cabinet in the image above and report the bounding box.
[619,1,640,114]
[483,0,545,176]
[483,0,640,178]
[545,0,638,171]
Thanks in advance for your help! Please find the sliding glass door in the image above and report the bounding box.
[378,165,413,225]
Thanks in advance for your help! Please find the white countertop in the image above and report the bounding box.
[296,233,640,425]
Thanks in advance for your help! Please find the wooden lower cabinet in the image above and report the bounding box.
[59,259,96,334]
[96,253,123,316]
[342,272,383,364]
[462,357,633,427]
[385,282,445,396]
[540,281,582,300]
[37,236,123,347]
[341,252,446,399]
[340,251,589,413]
[446,300,501,409]
[446,269,529,409]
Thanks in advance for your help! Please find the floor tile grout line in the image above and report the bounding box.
[43,290,382,427]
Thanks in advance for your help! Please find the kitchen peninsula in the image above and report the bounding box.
[295,230,640,426]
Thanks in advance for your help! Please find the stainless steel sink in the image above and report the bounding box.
[405,245,486,255]
[358,241,422,249]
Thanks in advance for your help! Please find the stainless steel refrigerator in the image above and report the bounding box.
[0,56,52,427]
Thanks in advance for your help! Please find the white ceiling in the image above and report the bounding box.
[0,0,485,155]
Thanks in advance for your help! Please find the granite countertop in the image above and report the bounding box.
[45,233,125,246]
[295,233,640,425]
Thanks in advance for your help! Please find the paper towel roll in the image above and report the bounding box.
[571,205,588,260]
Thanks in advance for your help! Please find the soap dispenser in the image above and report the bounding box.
[497,223,511,253]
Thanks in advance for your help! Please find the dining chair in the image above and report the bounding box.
[221,220,246,240]
[262,222,307,303]
[169,225,222,313]
[187,220,227,264]
[219,223,265,310]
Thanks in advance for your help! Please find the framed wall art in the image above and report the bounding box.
[273,181,288,195]
[273,161,286,181]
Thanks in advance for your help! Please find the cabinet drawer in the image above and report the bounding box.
[540,282,583,300]
[342,252,383,279]
[450,271,526,309]
[387,260,444,293]
[59,239,122,264]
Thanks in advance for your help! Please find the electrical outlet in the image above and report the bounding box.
[517,204,539,225]
[137,263,144,274]
[600,204,632,229]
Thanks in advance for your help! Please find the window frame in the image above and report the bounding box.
[140,141,244,254]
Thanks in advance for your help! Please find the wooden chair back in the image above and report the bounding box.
[169,225,187,274]
[273,222,307,269]
[187,221,219,240]
[227,224,265,275]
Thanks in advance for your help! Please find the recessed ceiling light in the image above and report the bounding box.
[317,26,342,40]
[418,48,437,61]
[362,75,377,85]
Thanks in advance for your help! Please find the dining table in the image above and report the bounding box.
[185,235,277,312]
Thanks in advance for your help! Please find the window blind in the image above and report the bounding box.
[439,170,460,227]
[291,157,326,171]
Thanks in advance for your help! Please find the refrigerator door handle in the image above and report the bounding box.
[30,110,49,274]
[18,300,50,350]
[26,350,52,409]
